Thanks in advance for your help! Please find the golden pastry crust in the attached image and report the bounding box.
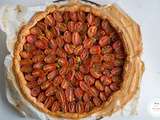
[13,1,144,119]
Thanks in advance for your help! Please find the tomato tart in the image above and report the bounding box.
[13,1,144,119]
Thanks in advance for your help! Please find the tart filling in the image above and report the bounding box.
[14,5,127,118]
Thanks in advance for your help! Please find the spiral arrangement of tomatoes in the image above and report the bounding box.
[19,10,126,113]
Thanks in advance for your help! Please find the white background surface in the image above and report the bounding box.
[0,0,160,120]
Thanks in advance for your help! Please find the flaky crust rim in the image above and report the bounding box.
[13,1,144,119]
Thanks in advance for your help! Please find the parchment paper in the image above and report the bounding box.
[0,1,140,120]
